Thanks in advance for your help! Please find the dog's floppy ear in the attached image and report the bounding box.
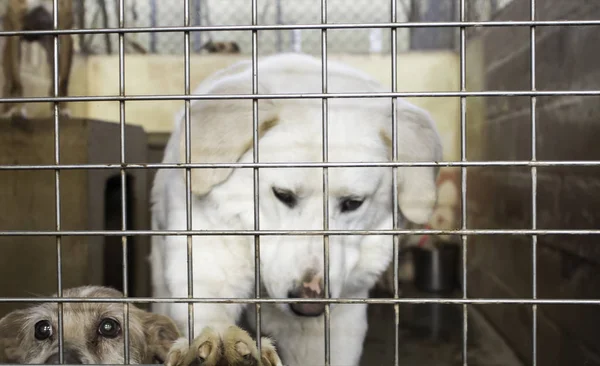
[0,309,27,363]
[142,312,181,363]
[382,100,443,224]
[180,76,280,196]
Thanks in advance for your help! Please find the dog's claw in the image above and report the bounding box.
[235,342,250,356]
[258,338,284,366]
[197,342,211,361]
[235,341,251,358]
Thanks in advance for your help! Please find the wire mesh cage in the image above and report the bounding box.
[1,0,599,365]
[74,0,511,55]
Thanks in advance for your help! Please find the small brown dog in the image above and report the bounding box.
[0,286,283,365]
[1,0,74,118]
[0,286,179,364]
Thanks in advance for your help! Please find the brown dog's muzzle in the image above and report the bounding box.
[287,274,326,317]
[44,349,83,364]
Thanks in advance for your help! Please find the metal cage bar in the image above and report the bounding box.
[2,19,600,38]
[529,0,538,364]
[117,0,131,362]
[2,89,600,104]
[459,0,468,363]
[320,0,331,364]
[183,0,195,344]
[251,0,263,355]
[2,160,600,170]
[51,0,64,363]
[390,0,400,364]
[2,228,600,236]
[0,297,598,305]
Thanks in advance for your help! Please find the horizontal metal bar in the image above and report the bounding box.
[1,19,600,38]
[1,90,600,105]
[0,297,598,305]
[0,229,599,237]
[1,160,600,171]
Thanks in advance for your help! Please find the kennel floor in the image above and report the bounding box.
[361,285,524,366]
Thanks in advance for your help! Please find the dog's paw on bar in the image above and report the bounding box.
[165,326,283,366]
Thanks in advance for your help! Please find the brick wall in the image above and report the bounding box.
[466,0,600,364]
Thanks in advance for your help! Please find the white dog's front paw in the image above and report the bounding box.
[165,326,283,366]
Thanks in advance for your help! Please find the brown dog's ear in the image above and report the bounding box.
[142,312,181,363]
[0,309,27,363]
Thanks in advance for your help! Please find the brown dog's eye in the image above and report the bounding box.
[98,318,121,338]
[34,320,53,340]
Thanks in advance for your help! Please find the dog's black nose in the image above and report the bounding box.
[287,273,326,317]
[45,350,83,364]
[288,290,326,317]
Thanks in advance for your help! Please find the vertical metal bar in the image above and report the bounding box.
[251,0,262,355]
[52,0,64,362]
[117,0,130,363]
[459,0,468,364]
[320,1,331,365]
[184,0,195,343]
[389,0,400,365]
[530,0,538,365]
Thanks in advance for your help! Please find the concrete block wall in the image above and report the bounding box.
[466,0,600,364]
[0,119,150,317]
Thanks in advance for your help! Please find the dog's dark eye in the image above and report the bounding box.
[272,187,297,208]
[98,318,121,338]
[34,320,53,340]
[340,197,364,213]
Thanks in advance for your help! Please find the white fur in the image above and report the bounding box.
[150,53,442,366]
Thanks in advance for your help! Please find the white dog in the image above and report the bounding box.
[150,53,442,366]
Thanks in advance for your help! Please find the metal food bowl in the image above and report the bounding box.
[412,240,460,293]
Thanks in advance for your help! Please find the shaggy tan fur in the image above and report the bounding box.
[0,286,179,364]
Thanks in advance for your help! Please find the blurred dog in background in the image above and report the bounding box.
[1,0,74,118]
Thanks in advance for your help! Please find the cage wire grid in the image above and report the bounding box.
[73,0,417,55]
[1,0,600,366]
